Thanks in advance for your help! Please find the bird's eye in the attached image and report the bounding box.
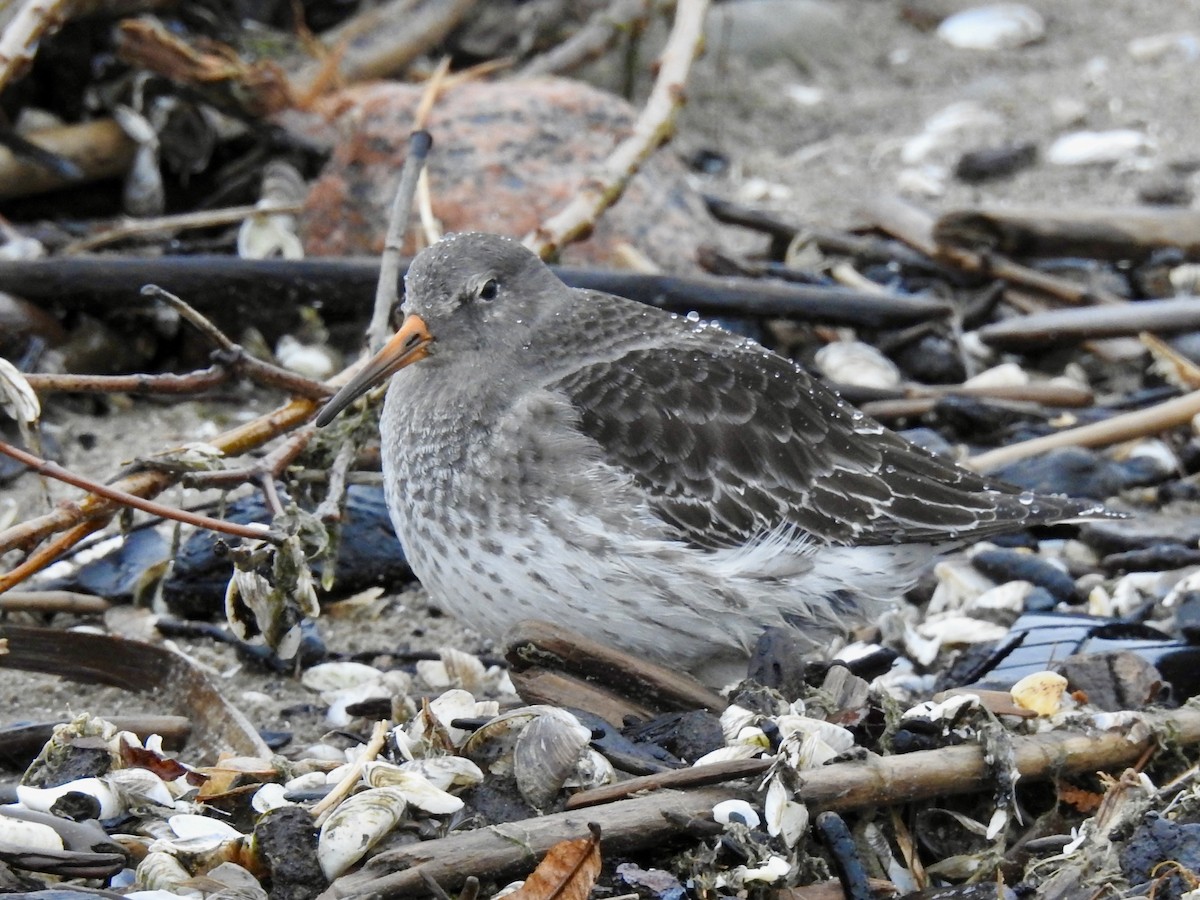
[478,279,499,301]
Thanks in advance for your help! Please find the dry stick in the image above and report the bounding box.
[64,202,305,254]
[291,0,476,90]
[322,707,1200,900]
[524,0,710,259]
[967,387,1200,472]
[368,131,433,353]
[311,720,391,824]
[0,439,276,542]
[0,590,109,614]
[24,367,229,395]
[186,427,313,490]
[866,195,1127,307]
[0,0,70,98]
[521,0,655,77]
[976,297,1200,350]
[0,119,136,200]
[144,285,333,399]
[0,396,316,584]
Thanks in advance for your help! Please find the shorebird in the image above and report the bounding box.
[317,232,1106,680]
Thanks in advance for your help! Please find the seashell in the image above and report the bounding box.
[137,850,198,894]
[1128,31,1200,63]
[737,855,791,885]
[394,756,484,792]
[896,166,947,198]
[301,661,386,694]
[106,768,176,810]
[764,777,808,848]
[563,749,616,792]
[514,710,592,810]
[0,356,40,424]
[318,786,410,879]
[275,336,335,380]
[904,693,980,725]
[0,813,65,852]
[775,716,855,753]
[360,763,464,814]
[204,861,268,900]
[964,580,1033,624]
[692,744,767,767]
[917,615,1009,646]
[719,704,759,743]
[413,689,499,747]
[1010,671,1068,716]
[814,341,902,390]
[713,799,761,829]
[17,777,121,819]
[963,361,1029,389]
[416,647,488,692]
[1047,130,1153,166]
[251,782,292,813]
[460,705,571,769]
[936,4,1044,50]
[929,559,997,615]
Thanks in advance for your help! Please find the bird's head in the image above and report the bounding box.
[315,233,561,426]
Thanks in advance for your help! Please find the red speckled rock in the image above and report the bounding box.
[296,78,716,272]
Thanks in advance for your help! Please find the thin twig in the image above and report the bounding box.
[524,0,710,259]
[312,720,390,824]
[144,285,333,399]
[63,203,304,254]
[368,131,433,352]
[0,439,276,542]
[24,367,229,395]
[967,387,1200,471]
[521,0,655,77]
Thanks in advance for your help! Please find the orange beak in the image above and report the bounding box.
[315,315,433,426]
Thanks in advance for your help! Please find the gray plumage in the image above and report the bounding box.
[318,232,1107,681]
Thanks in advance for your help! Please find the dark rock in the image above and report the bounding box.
[954,142,1037,183]
[971,548,1078,603]
[891,332,967,384]
[1080,507,1200,555]
[254,806,327,900]
[1120,813,1200,900]
[1102,544,1200,574]
[38,527,168,602]
[1175,591,1200,642]
[1054,650,1163,711]
[990,447,1129,500]
[163,484,410,619]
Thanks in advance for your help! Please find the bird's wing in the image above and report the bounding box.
[548,334,1084,550]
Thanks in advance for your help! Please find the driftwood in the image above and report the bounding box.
[976,297,1200,350]
[867,195,1128,307]
[320,707,1200,900]
[0,256,953,330]
[0,119,135,199]
[968,387,1200,471]
[504,619,720,724]
[934,205,1200,261]
[0,624,269,761]
[525,0,709,259]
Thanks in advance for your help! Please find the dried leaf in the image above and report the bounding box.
[505,824,602,900]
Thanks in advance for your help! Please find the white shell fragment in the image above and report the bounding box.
[0,356,40,424]
[713,798,761,829]
[318,786,411,879]
[0,813,65,852]
[137,850,199,894]
[17,778,121,819]
[764,777,809,848]
[1011,671,1069,716]
[360,764,465,814]
[814,341,902,390]
[1047,130,1153,166]
[937,4,1045,50]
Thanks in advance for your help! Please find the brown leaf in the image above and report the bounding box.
[505,823,602,900]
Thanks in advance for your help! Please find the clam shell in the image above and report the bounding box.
[17,777,121,819]
[814,341,902,390]
[514,711,592,810]
[137,850,198,894]
[360,763,464,814]
[318,786,410,879]
[713,799,761,829]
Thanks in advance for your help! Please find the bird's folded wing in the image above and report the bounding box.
[549,340,1075,549]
